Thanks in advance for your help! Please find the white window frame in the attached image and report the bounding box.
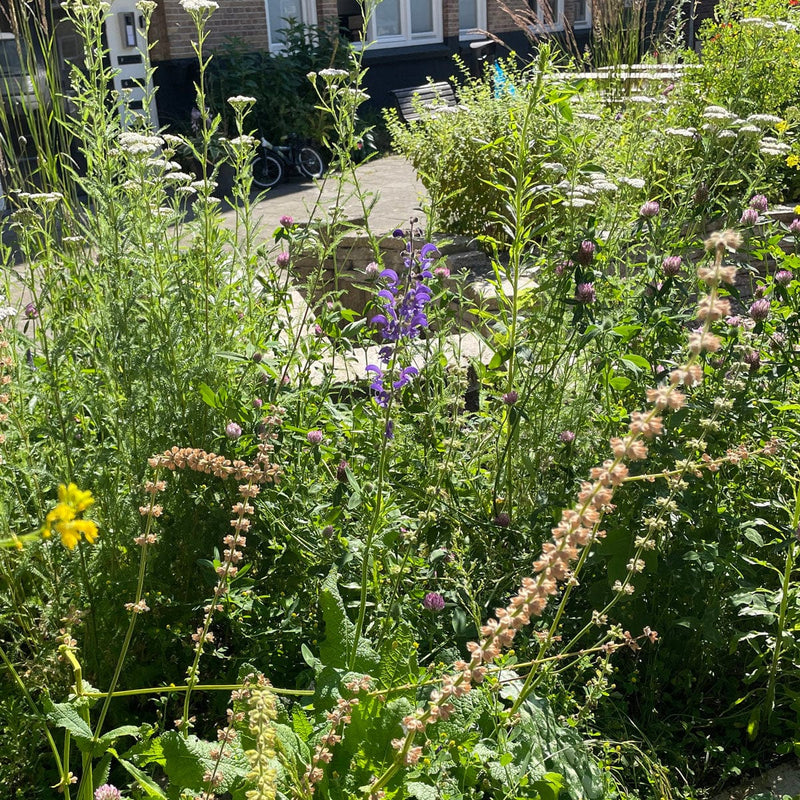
[571,0,591,29]
[264,0,318,51]
[458,0,487,40]
[353,0,442,50]
[529,0,565,32]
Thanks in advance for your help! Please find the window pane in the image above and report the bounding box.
[267,0,303,43]
[574,0,587,22]
[410,0,433,33]
[459,0,477,30]
[375,0,402,36]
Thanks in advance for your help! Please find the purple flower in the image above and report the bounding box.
[726,315,743,327]
[775,269,793,286]
[556,259,574,276]
[392,228,404,238]
[749,298,770,321]
[365,261,381,278]
[559,430,576,443]
[790,218,800,235]
[307,429,323,445]
[749,194,768,212]
[252,351,263,363]
[279,214,294,227]
[24,302,38,319]
[576,240,595,266]
[276,251,290,268]
[423,591,445,612]
[740,208,759,226]
[95,787,122,800]
[322,524,335,538]
[743,349,761,370]
[252,397,263,409]
[502,390,518,405]
[434,265,450,279]
[640,200,660,218]
[385,419,394,439]
[336,460,349,482]
[662,256,682,277]
[494,511,511,527]
[225,422,242,439]
[754,283,766,298]
[575,282,596,304]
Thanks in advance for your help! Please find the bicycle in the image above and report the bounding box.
[252,134,326,189]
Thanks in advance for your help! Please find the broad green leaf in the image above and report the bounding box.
[407,779,439,800]
[319,568,380,673]
[114,754,168,799]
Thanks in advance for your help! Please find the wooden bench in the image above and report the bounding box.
[389,81,462,123]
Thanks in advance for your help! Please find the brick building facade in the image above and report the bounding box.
[147,0,593,122]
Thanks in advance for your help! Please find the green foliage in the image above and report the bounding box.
[1,2,800,800]
[696,0,800,118]
[207,23,351,143]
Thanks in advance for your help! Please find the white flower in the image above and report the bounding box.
[0,297,16,322]
[119,131,163,155]
[318,68,349,78]
[747,113,784,125]
[665,127,697,138]
[619,177,645,189]
[563,197,595,208]
[227,95,256,107]
[760,139,791,156]
[576,112,602,121]
[16,191,63,204]
[228,135,257,147]
[542,162,567,175]
[738,124,760,135]
[592,179,618,192]
[180,0,218,13]
[164,171,194,182]
[717,129,737,139]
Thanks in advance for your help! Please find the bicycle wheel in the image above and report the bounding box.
[252,153,284,188]
[297,146,325,180]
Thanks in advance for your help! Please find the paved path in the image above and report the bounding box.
[220,154,428,244]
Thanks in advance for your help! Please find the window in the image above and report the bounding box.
[572,0,590,27]
[348,0,441,48]
[265,0,317,49]
[529,0,564,29]
[459,0,486,38]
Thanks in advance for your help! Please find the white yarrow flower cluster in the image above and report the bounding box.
[0,296,16,322]
[318,68,349,78]
[747,113,784,126]
[119,131,164,155]
[665,127,697,139]
[228,95,257,108]
[760,137,791,156]
[180,0,218,13]
[619,176,646,190]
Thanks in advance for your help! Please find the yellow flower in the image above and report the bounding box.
[42,484,99,550]
[787,154,799,169]
[777,120,789,134]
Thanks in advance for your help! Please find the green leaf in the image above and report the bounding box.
[319,568,380,672]
[609,376,631,391]
[45,702,93,748]
[292,706,314,742]
[407,780,439,800]
[114,754,168,798]
[531,771,565,800]
[197,382,219,409]
[620,354,650,372]
[160,732,250,793]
